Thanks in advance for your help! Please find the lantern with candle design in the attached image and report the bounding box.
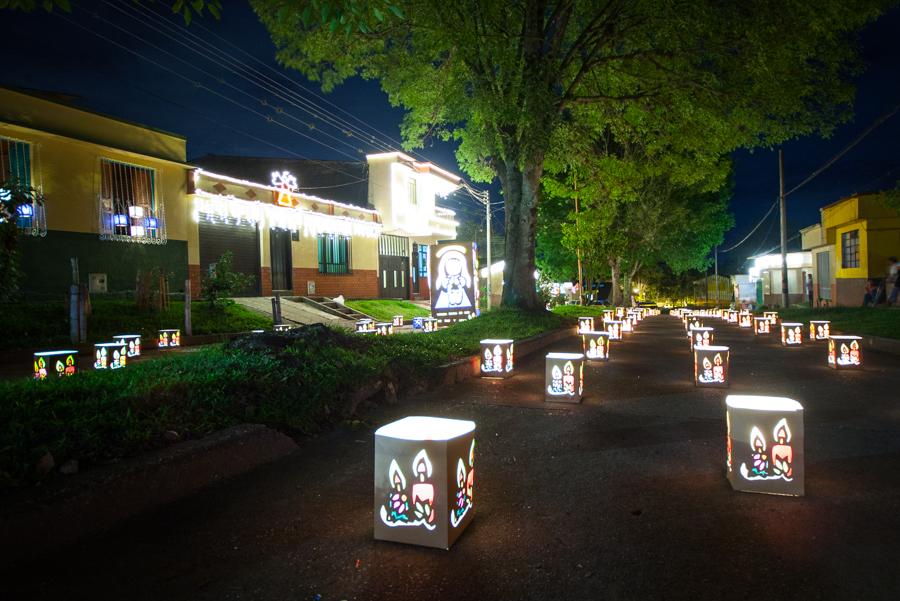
[685,315,703,335]
[392,315,404,327]
[690,326,714,348]
[615,307,625,318]
[94,342,127,370]
[727,310,738,324]
[694,345,729,387]
[602,309,614,321]
[114,334,142,357]
[725,395,804,496]
[374,416,476,549]
[780,322,803,346]
[423,317,438,332]
[764,311,778,325]
[545,352,585,403]
[738,312,752,328]
[375,322,394,336]
[827,335,863,369]
[33,350,78,380]
[273,324,291,333]
[577,316,594,334]
[753,317,771,335]
[582,331,611,362]
[158,329,181,348]
[480,339,515,378]
[809,320,831,341]
[621,314,635,333]
[356,319,374,333]
[604,319,623,340]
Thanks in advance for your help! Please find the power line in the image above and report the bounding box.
[719,199,778,253]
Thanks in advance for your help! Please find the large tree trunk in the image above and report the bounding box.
[609,257,621,306]
[622,261,641,306]
[499,159,542,310]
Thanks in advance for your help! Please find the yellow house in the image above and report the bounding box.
[801,192,900,306]
[0,86,193,296]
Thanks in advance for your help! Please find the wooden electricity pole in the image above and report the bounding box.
[779,149,789,308]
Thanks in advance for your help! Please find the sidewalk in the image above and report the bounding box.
[5,316,900,600]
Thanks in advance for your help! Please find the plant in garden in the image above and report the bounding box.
[201,250,255,308]
[0,178,44,302]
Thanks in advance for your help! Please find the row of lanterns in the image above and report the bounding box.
[355,316,439,336]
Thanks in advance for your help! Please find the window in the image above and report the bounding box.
[407,178,417,207]
[418,244,429,278]
[841,229,859,268]
[98,158,166,243]
[318,234,351,274]
[0,136,45,235]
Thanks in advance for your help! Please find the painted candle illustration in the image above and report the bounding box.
[380,449,437,531]
[451,439,475,528]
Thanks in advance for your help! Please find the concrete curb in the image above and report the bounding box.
[434,327,573,386]
[0,424,298,565]
[862,335,900,356]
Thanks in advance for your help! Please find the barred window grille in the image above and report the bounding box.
[98,158,166,244]
[0,136,46,236]
[318,233,352,274]
[378,234,409,257]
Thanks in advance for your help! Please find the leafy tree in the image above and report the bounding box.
[0,179,44,301]
[201,251,255,308]
[251,0,888,310]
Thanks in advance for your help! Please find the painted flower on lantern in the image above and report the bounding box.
[740,422,795,482]
[451,439,475,528]
[380,449,437,531]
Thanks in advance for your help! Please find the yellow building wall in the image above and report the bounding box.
[834,220,868,280]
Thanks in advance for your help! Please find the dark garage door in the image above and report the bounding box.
[198,215,261,296]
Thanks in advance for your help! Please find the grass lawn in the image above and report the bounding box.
[0,308,570,488]
[551,305,610,319]
[0,299,272,351]
[777,306,900,340]
[345,299,431,321]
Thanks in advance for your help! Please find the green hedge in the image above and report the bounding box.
[0,309,569,487]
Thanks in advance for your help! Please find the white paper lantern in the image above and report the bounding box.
[753,317,771,335]
[545,352,585,403]
[827,335,862,369]
[809,320,831,341]
[33,350,77,379]
[94,341,127,370]
[158,329,181,348]
[780,322,803,346]
[693,345,729,387]
[582,331,610,361]
[480,339,514,378]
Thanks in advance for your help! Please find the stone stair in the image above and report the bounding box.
[292,296,374,322]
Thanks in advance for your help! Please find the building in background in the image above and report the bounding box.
[746,251,813,307]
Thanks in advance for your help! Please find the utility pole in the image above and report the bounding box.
[714,246,719,307]
[484,189,492,311]
[574,172,584,305]
[779,149,789,308]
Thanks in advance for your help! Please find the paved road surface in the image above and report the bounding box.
[5,315,900,600]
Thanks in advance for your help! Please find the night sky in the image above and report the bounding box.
[3,2,899,274]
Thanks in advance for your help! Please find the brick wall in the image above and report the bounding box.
[188,264,202,299]
[260,267,272,297]
[411,277,431,301]
[292,268,378,299]
[835,277,866,307]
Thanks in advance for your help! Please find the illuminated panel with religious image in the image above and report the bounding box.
[809,320,831,341]
[429,241,479,325]
[114,334,141,358]
[780,322,803,346]
[725,395,804,496]
[764,311,778,325]
[374,416,476,549]
[158,329,181,348]
[753,317,771,335]
[480,339,515,378]
[694,345,729,387]
[545,352,585,403]
[827,335,863,369]
[577,316,594,334]
[690,326,714,348]
[93,342,127,370]
[582,331,611,362]
[604,319,623,340]
[33,350,78,380]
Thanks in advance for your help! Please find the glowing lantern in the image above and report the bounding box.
[577,316,595,334]
[738,312,752,328]
[423,318,438,332]
[621,315,634,333]
[251,329,265,334]
[392,315,404,327]
[725,395,804,496]
[615,307,625,318]
[690,326,714,348]
[356,319,374,333]
[33,350,77,380]
[780,322,803,346]
[727,310,738,324]
[693,345,729,387]
[809,320,831,341]
[94,342,127,370]
[604,319,623,340]
[114,334,141,357]
[412,317,425,330]
[480,339,515,378]
[685,316,703,335]
[753,317,771,335]
[764,311,778,325]
[582,331,611,361]
[374,416,476,549]
[602,309,614,321]
[827,335,863,369]
[158,329,181,348]
[545,352,585,403]
[375,322,394,336]
[274,324,291,333]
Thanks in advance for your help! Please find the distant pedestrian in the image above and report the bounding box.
[806,273,814,305]
[887,257,900,306]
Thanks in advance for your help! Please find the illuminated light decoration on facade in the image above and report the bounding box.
[809,320,831,341]
[827,335,863,369]
[374,416,476,549]
[270,170,299,207]
[430,242,479,325]
[375,322,394,336]
[764,311,779,325]
[480,339,514,379]
[274,324,291,333]
[114,334,141,358]
[725,395,804,496]
[94,342,127,370]
[582,331,610,361]
[694,345,729,387]
[738,312,753,328]
[158,329,181,348]
[727,310,738,324]
[690,326,714,348]
[33,350,77,380]
[577,316,594,334]
[753,317,771,335]
[392,315,404,327]
[356,319,375,333]
[780,322,803,346]
[545,353,585,403]
[604,319,623,340]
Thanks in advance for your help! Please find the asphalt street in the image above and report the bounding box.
[5,314,900,601]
